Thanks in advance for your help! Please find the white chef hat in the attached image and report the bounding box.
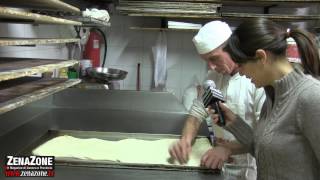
[193,21,232,55]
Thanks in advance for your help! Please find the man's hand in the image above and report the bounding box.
[169,138,192,164]
[200,146,232,169]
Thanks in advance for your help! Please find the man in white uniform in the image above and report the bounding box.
[169,21,266,180]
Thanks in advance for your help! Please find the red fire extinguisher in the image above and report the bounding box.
[83,29,101,68]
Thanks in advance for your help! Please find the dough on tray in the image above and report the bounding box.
[32,135,212,167]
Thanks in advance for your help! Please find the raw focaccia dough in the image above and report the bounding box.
[32,135,212,167]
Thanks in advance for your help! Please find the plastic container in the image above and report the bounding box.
[79,59,92,77]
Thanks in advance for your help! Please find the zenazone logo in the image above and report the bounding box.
[6,156,54,166]
[4,156,55,177]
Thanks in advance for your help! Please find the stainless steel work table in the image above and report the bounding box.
[0,89,224,180]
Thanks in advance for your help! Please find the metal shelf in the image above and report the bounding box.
[0,6,82,25]
[0,78,81,115]
[126,11,320,21]
[222,0,320,5]
[0,57,78,82]
[0,1,82,116]
[130,27,199,32]
[0,0,80,14]
[222,13,320,21]
[0,38,79,46]
[118,0,320,21]
[224,0,320,2]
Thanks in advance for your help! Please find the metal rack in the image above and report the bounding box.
[0,1,82,115]
[117,0,320,31]
[0,58,78,82]
[0,78,81,115]
[0,57,81,115]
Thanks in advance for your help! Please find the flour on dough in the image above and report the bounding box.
[32,135,212,167]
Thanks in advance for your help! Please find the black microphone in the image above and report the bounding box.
[202,80,226,126]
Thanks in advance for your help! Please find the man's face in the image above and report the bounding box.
[200,47,237,75]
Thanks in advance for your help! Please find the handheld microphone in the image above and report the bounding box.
[202,80,226,126]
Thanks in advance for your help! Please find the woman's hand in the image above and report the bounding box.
[200,146,232,169]
[209,102,237,126]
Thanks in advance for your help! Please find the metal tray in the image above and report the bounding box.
[86,67,128,82]
[21,130,220,174]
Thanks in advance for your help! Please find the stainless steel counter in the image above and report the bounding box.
[0,89,221,180]
[5,166,223,180]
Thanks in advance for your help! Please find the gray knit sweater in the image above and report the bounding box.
[226,68,320,180]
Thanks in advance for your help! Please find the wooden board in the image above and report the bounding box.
[119,1,221,8]
[118,8,218,14]
[127,13,221,18]
[65,16,111,27]
[0,77,65,102]
[0,57,78,82]
[0,6,82,25]
[0,38,79,46]
[117,1,220,17]
[0,78,81,115]
[0,0,80,14]
[118,0,320,20]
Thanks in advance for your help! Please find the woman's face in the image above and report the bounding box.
[238,60,269,88]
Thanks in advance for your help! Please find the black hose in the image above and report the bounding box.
[93,28,107,67]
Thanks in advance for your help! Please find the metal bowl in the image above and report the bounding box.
[86,67,128,81]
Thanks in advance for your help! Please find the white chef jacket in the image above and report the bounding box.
[185,70,266,180]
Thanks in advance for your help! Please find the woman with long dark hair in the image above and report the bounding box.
[211,18,320,179]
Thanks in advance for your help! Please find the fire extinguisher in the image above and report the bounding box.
[83,28,107,68]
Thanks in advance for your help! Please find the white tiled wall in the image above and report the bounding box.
[105,15,207,101]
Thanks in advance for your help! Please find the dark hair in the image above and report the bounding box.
[225,18,320,77]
